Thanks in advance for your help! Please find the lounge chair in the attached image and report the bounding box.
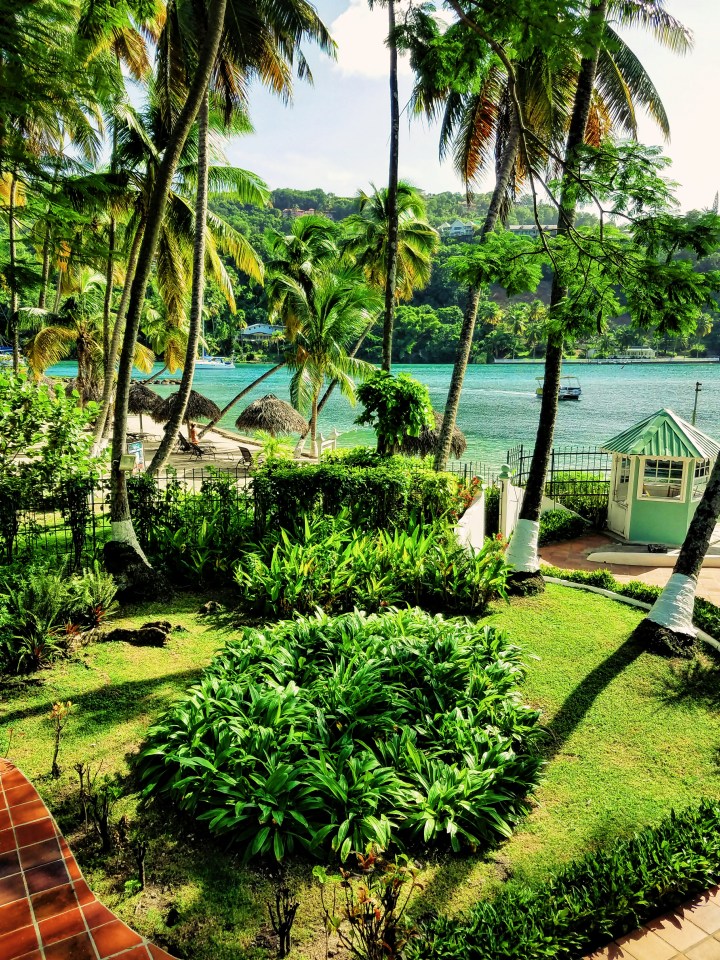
[176,433,218,459]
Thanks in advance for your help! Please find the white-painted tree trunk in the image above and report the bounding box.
[646,572,697,637]
[110,520,150,564]
[505,518,540,573]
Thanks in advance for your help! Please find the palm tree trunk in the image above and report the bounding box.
[38,223,52,310]
[8,172,19,373]
[52,270,63,314]
[102,216,115,373]
[148,88,210,476]
[197,360,285,439]
[309,392,319,456]
[109,0,227,561]
[505,0,607,592]
[434,113,521,472]
[632,458,720,654]
[92,217,146,447]
[381,0,400,373]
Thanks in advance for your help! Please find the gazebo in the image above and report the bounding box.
[601,408,719,545]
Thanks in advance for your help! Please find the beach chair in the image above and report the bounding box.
[177,433,203,459]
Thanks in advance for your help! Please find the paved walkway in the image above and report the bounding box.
[585,886,720,959]
[540,533,720,605]
[0,758,175,960]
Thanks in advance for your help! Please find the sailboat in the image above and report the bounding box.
[196,319,234,369]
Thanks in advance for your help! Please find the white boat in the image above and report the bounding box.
[196,354,234,369]
[536,375,582,400]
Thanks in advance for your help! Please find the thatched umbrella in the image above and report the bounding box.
[152,389,221,433]
[128,382,161,433]
[399,412,468,460]
[235,394,309,437]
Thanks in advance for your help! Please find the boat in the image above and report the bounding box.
[196,354,234,369]
[536,375,582,400]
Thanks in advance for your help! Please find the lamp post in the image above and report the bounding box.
[692,381,702,426]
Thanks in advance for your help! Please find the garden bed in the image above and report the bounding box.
[2,585,719,958]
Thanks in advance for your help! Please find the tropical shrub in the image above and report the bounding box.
[545,471,608,527]
[538,508,590,545]
[234,512,508,616]
[137,609,543,862]
[409,800,720,960]
[253,454,465,535]
[355,371,434,454]
[0,561,118,673]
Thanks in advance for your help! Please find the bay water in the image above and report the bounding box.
[49,360,720,472]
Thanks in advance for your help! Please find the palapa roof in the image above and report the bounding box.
[128,383,161,415]
[601,408,720,460]
[399,412,468,460]
[152,389,221,423]
[235,394,309,436]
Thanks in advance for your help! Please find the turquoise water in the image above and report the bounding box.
[48,360,720,470]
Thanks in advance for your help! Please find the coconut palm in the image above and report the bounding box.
[279,270,381,452]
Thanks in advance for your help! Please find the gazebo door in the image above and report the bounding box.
[607,455,632,538]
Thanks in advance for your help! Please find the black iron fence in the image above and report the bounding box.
[505,444,611,525]
[2,466,253,568]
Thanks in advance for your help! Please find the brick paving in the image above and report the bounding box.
[540,533,720,605]
[0,758,176,960]
[584,887,720,959]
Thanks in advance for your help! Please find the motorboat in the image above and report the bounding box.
[196,354,234,369]
[536,375,582,400]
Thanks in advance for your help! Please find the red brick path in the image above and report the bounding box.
[0,758,176,960]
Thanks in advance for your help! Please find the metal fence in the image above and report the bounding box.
[505,444,611,524]
[3,466,253,568]
[445,460,500,487]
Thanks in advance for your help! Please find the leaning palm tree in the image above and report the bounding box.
[280,270,381,452]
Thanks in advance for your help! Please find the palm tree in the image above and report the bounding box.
[280,269,380,452]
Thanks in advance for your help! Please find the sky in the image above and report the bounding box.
[226,0,720,212]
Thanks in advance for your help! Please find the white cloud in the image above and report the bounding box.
[329,0,413,78]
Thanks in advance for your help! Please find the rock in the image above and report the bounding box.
[142,620,172,634]
[104,620,172,647]
[198,601,223,615]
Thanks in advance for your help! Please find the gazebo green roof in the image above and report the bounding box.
[601,409,720,460]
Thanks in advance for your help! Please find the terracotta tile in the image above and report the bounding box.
[4,783,38,807]
[0,872,27,907]
[19,837,63,871]
[73,879,96,905]
[92,919,143,958]
[31,882,80,922]
[1,769,27,791]
[0,896,33,933]
[148,945,178,960]
[615,927,677,960]
[706,888,720,906]
[64,851,82,881]
[44,931,97,960]
[25,857,70,894]
[682,901,720,935]
[649,914,707,951]
[686,940,720,960]
[82,899,117,928]
[0,788,7,809]
[0,827,15,854]
[106,947,153,960]
[0,924,40,960]
[0,808,10,832]
[15,818,57,848]
[39,905,87,946]
[9,799,48,828]
[13,951,43,960]
[0,849,21,878]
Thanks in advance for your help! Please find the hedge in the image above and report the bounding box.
[409,800,720,960]
[541,565,720,644]
[538,509,590,546]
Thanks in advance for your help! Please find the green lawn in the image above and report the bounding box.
[1,585,719,959]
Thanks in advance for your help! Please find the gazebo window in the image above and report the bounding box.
[641,458,683,499]
[614,456,631,504]
[692,458,712,500]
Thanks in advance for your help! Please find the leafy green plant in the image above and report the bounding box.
[409,801,720,960]
[137,609,543,862]
[538,508,590,545]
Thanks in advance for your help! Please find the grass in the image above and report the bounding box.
[1,584,719,958]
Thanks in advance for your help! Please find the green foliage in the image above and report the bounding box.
[253,454,464,534]
[545,471,608,527]
[127,469,254,586]
[355,372,434,454]
[234,512,508,617]
[409,801,720,960]
[538,509,590,546]
[0,561,118,674]
[137,608,543,861]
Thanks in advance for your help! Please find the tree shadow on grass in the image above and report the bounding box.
[0,668,204,732]
[542,633,645,761]
[657,658,720,711]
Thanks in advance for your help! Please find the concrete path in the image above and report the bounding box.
[0,758,176,960]
[540,533,720,605]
